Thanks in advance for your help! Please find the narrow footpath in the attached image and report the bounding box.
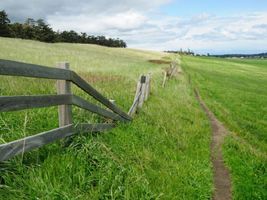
[195,89,232,200]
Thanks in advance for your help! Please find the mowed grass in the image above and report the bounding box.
[0,37,212,199]
[182,56,267,199]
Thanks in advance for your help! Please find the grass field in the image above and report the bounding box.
[0,37,213,199]
[182,56,267,199]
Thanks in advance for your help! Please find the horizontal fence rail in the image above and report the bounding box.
[0,59,72,80]
[0,59,133,161]
[0,95,126,121]
[0,94,71,112]
[0,123,114,161]
[72,95,126,121]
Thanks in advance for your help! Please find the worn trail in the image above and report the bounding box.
[195,89,232,200]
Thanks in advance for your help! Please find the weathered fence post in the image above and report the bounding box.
[162,71,167,88]
[145,74,151,101]
[134,76,142,100]
[56,62,72,127]
[170,62,177,78]
[138,75,146,109]
[105,99,116,123]
[128,77,142,116]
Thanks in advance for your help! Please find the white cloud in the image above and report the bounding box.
[48,10,147,33]
[0,0,171,21]
[0,0,267,53]
[129,12,267,53]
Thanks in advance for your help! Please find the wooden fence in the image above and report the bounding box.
[0,59,135,161]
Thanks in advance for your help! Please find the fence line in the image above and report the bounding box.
[0,59,154,161]
[0,59,132,161]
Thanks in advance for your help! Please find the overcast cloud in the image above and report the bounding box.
[1,0,267,53]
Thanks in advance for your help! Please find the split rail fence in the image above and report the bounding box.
[0,59,146,161]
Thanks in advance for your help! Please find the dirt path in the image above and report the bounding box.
[194,89,232,200]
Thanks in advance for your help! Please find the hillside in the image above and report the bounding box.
[0,38,212,199]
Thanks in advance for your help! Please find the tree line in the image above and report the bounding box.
[0,10,127,48]
[212,53,267,59]
[164,48,195,55]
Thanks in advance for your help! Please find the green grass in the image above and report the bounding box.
[0,37,212,199]
[182,56,267,199]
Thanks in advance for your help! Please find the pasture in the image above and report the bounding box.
[0,37,212,199]
[1,37,265,199]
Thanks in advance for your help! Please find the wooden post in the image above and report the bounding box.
[138,75,146,109]
[134,81,142,99]
[148,73,151,96]
[162,71,167,88]
[170,62,177,78]
[145,74,151,101]
[56,62,72,127]
[128,77,142,116]
[105,99,116,123]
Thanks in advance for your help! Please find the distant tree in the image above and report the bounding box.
[80,32,87,43]
[58,30,79,43]
[22,18,36,39]
[25,18,36,26]
[35,19,56,42]
[9,23,25,38]
[0,10,11,37]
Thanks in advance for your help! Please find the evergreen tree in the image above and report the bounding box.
[35,19,56,42]
[0,10,11,37]
[9,23,25,38]
[23,19,36,39]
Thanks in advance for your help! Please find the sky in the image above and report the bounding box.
[1,0,267,54]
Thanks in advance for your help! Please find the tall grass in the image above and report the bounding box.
[0,38,212,199]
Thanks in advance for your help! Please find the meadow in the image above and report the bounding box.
[182,56,267,199]
[0,37,212,199]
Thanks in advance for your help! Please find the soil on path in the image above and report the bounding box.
[195,89,232,200]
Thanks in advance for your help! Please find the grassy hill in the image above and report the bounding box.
[182,56,267,199]
[0,38,212,199]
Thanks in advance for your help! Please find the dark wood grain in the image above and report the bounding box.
[0,59,71,80]
[0,94,126,122]
[0,94,72,112]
